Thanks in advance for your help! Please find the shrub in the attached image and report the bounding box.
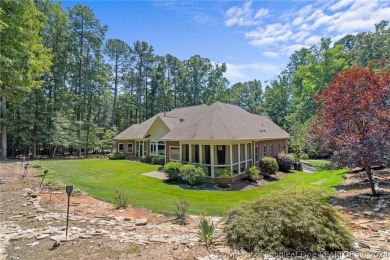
[215,168,231,188]
[151,156,165,165]
[108,152,125,160]
[140,155,153,164]
[259,157,278,175]
[179,164,206,186]
[225,189,353,254]
[276,153,295,172]
[197,217,214,248]
[112,189,129,209]
[174,199,191,225]
[246,166,260,182]
[163,161,183,181]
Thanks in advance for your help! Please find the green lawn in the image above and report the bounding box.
[301,159,331,168]
[37,159,345,216]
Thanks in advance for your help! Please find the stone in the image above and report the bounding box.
[36,234,49,240]
[149,238,168,243]
[27,242,40,247]
[135,218,148,226]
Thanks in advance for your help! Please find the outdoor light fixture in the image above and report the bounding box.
[65,185,73,241]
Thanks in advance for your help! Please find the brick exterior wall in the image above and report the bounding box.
[165,141,180,163]
[255,139,288,160]
[116,140,136,160]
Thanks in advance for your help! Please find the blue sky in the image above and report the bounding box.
[63,0,390,84]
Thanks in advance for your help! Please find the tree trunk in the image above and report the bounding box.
[0,97,7,160]
[111,58,118,127]
[365,164,377,196]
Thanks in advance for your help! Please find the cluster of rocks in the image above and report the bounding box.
[0,190,228,259]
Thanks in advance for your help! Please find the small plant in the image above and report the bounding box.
[247,166,260,182]
[197,217,214,248]
[112,189,129,209]
[174,199,191,225]
[259,157,278,175]
[151,156,165,165]
[39,169,49,187]
[31,163,42,168]
[108,152,125,160]
[163,161,183,181]
[140,155,153,164]
[215,168,231,188]
[276,153,295,172]
[179,164,206,186]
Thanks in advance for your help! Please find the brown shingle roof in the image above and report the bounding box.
[114,102,289,141]
[162,102,289,140]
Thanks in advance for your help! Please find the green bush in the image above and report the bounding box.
[246,166,261,182]
[276,153,295,172]
[151,156,165,165]
[163,161,183,181]
[112,189,129,209]
[225,189,353,254]
[179,164,206,186]
[259,157,278,175]
[108,152,125,160]
[215,168,232,188]
[140,155,153,164]
[174,199,191,225]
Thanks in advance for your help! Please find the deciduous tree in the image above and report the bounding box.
[311,66,390,196]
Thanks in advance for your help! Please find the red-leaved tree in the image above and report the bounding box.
[311,66,390,196]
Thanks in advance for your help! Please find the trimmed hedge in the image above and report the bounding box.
[140,155,153,164]
[259,157,278,175]
[225,189,353,254]
[276,153,295,172]
[215,168,232,187]
[108,152,125,160]
[247,166,261,182]
[179,164,206,186]
[163,161,183,181]
[151,156,165,165]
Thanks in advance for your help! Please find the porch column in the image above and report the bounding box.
[199,144,203,164]
[245,143,248,169]
[189,144,192,163]
[210,144,215,177]
[238,144,241,174]
[179,143,182,162]
[230,144,233,176]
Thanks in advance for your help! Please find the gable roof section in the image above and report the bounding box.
[114,104,206,140]
[162,102,289,140]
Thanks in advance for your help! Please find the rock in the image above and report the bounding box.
[135,218,148,226]
[27,242,40,247]
[51,241,61,250]
[149,238,168,243]
[36,234,49,240]
[187,242,195,249]
[0,248,6,255]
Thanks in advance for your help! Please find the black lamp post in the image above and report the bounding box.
[65,185,73,241]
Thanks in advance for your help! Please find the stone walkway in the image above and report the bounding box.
[142,171,167,180]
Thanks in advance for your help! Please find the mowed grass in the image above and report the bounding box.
[302,159,331,168]
[38,159,345,216]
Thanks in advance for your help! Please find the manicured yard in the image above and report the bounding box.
[38,159,345,216]
[301,159,331,168]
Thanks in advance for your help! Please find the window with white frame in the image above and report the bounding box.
[127,143,133,153]
[150,141,165,156]
[118,143,124,153]
[169,146,180,161]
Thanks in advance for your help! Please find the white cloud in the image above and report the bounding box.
[263,51,280,58]
[224,62,281,84]
[225,1,269,27]
[225,0,390,57]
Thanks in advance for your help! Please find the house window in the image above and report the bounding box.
[150,141,165,156]
[118,143,124,153]
[169,146,180,161]
[271,144,274,156]
[263,145,267,156]
[279,143,281,151]
[127,143,133,153]
[255,146,259,162]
